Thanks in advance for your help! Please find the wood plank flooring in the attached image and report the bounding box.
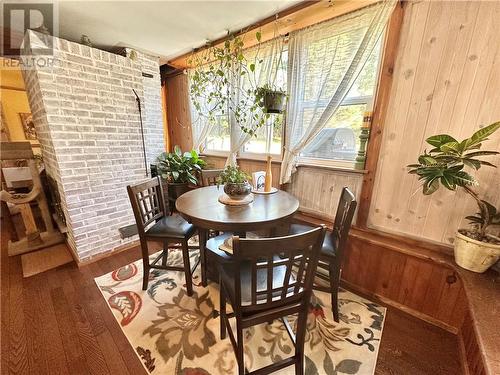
[0,225,462,375]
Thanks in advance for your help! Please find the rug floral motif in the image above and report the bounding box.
[95,249,386,375]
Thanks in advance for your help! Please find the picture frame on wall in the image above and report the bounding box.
[19,112,37,140]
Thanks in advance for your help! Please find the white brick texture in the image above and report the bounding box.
[21,31,165,261]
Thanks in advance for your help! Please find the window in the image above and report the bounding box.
[240,49,287,158]
[300,41,382,163]
[205,114,230,153]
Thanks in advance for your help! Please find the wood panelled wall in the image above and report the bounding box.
[342,229,467,331]
[287,166,364,221]
[369,0,500,245]
[164,73,193,152]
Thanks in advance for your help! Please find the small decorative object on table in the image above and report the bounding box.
[407,121,500,273]
[217,166,253,205]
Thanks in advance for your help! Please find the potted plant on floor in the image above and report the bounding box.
[156,145,206,200]
[216,165,252,200]
[407,121,500,273]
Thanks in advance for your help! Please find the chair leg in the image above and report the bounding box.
[198,229,208,287]
[141,239,150,291]
[236,320,245,375]
[182,240,193,296]
[294,304,308,375]
[162,240,168,267]
[330,263,340,323]
[220,280,226,339]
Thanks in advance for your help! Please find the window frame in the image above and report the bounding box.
[296,36,385,169]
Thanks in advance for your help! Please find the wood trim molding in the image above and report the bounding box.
[357,2,405,227]
[168,0,380,68]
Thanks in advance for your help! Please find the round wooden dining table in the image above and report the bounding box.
[176,185,300,285]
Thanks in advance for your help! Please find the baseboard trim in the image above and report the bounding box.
[75,240,140,267]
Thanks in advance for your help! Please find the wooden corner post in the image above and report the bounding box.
[357,2,405,228]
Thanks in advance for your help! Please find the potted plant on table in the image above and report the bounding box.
[216,166,252,200]
[407,121,500,273]
[156,145,206,199]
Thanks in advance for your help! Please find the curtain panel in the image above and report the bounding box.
[226,37,286,166]
[280,0,397,184]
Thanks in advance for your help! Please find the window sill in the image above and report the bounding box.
[296,162,367,174]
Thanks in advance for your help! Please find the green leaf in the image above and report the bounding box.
[440,141,460,153]
[174,145,182,157]
[249,63,255,72]
[440,174,456,190]
[423,179,440,195]
[467,121,500,146]
[464,151,500,158]
[256,31,262,42]
[171,171,180,181]
[426,134,458,148]
[462,159,481,169]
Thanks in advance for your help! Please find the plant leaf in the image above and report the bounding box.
[423,179,439,195]
[426,134,457,148]
[467,121,500,146]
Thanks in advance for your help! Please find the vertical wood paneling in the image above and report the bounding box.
[165,74,193,152]
[369,0,500,245]
[287,167,364,221]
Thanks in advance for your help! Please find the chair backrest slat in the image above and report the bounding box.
[200,169,224,187]
[331,187,357,261]
[127,177,166,236]
[231,226,326,313]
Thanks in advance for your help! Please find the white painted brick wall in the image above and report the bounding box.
[21,31,165,261]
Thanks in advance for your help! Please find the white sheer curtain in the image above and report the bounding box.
[188,68,218,152]
[226,37,285,166]
[280,1,396,184]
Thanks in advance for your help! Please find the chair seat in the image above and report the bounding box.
[145,214,196,239]
[289,223,336,257]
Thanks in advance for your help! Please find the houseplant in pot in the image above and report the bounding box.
[407,121,500,273]
[216,166,252,200]
[255,84,287,114]
[156,145,206,200]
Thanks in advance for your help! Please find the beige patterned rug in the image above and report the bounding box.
[95,249,386,375]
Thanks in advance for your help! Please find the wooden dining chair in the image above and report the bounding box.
[199,168,224,186]
[217,226,326,375]
[288,187,357,322]
[127,177,198,295]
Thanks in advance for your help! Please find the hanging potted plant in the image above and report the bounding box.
[255,84,287,114]
[216,165,252,200]
[407,121,500,273]
[156,145,206,200]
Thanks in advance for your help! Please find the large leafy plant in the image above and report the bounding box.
[157,146,206,185]
[408,121,500,241]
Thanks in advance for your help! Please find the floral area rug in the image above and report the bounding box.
[94,249,386,375]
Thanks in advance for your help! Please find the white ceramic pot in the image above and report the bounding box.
[454,231,500,273]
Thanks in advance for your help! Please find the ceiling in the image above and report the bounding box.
[56,1,300,64]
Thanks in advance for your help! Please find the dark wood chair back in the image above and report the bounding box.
[231,226,326,313]
[127,177,165,236]
[331,187,357,260]
[199,169,224,187]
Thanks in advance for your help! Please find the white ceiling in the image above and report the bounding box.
[56,1,300,64]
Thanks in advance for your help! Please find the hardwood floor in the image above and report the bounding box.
[0,225,462,375]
